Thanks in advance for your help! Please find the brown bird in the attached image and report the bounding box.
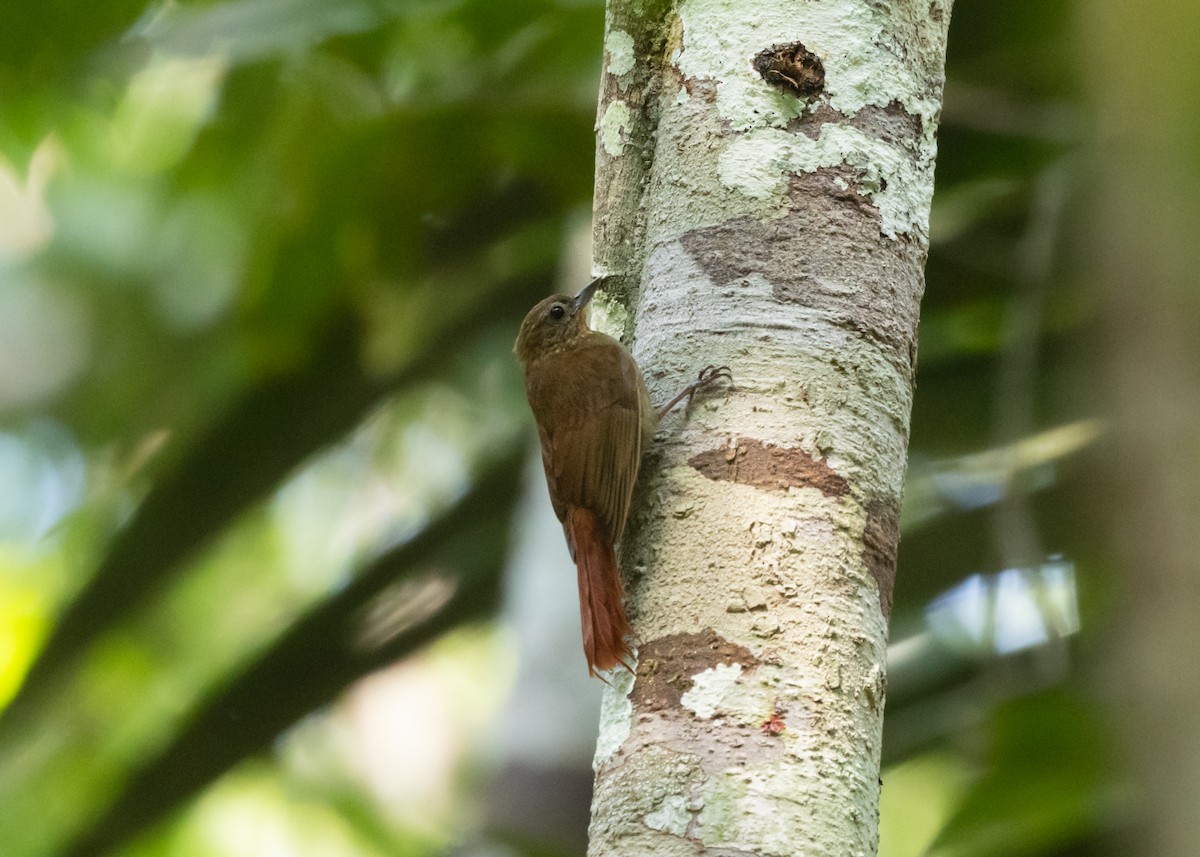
[515,278,729,675]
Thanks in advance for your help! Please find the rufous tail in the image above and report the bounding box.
[566,507,633,676]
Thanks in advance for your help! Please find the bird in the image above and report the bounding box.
[514,277,730,675]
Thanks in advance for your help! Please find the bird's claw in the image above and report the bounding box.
[696,365,734,387]
[686,365,733,406]
[656,365,734,420]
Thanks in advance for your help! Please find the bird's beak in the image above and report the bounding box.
[574,277,605,311]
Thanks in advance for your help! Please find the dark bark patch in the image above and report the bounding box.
[678,169,925,360]
[753,42,825,100]
[689,439,850,498]
[787,101,923,148]
[862,497,900,616]
[788,166,880,216]
[856,100,925,147]
[631,629,757,713]
[788,102,843,139]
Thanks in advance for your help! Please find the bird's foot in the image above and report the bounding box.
[656,365,734,420]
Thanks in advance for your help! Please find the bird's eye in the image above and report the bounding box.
[549,305,566,320]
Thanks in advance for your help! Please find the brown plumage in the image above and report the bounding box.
[515,279,655,675]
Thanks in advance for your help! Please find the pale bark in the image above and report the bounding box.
[586,1,951,855]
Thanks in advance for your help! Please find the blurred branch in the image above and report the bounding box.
[989,163,1073,571]
[57,444,527,857]
[0,260,553,735]
[901,419,1102,532]
[7,312,381,708]
[134,0,384,63]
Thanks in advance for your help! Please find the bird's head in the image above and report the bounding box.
[514,277,603,365]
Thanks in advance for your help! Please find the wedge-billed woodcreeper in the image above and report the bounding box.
[515,278,728,675]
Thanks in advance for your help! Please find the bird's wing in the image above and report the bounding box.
[527,334,645,547]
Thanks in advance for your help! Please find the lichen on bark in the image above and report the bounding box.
[587,0,952,854]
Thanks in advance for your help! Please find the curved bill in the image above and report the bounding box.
[574,276,606,311]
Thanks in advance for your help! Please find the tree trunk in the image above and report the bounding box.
[586,1,951,854]
[1083,0,1200,854]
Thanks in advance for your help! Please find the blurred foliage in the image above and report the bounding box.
[0,0,1160,855]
